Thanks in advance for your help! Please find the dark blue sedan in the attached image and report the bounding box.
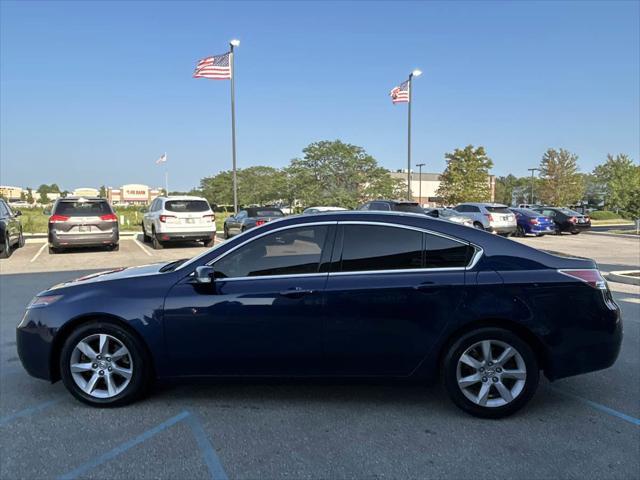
[17,211,622,418]
[510,208,556,237]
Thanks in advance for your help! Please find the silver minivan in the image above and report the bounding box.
[453,202,517,236]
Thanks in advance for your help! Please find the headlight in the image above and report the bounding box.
[27,295,63,309]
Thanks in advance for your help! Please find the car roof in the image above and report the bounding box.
[457,202,508,207]
[368,199,419,205]
[57,196,105,202]
[160,196,209,202]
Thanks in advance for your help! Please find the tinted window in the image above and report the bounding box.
[485,206,511,214]
[54,200,111,216]
[370,202,391,211]
[393,203,424,214]
[516,209,541,217]
[559,208,581,216]
[248,208,284,217]
[425,234,474,268]
[0,201,7,217]
[359,203,370,211]
[340,225,422,272]
[165,200,210,212]
[214,226,328,278]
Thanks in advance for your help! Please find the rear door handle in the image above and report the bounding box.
[279,288,315,298]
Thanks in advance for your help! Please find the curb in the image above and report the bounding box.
[607,271,640,286]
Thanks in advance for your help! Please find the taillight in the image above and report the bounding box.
[100,213,118,221]
[559,269,607,290]
[203,214,215,223]
[484,214,494,222]
[159,215,178,223]
[569,216,577,223]
[529,218,539,225]
[49,214,70,223]
[255,220,266,226]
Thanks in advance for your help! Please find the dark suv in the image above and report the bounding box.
[47,197,119,253]
[0,199,25,259]
[359,200,425,214]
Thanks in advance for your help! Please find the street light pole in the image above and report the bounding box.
[527,167,540,204]
[416,162,425,206]
[230,39,240,214]
[406,69,422,201]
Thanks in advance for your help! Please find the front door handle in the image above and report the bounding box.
[279,288,315,298]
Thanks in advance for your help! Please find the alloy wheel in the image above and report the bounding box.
[456,339,526,408]
[69,333,133,399]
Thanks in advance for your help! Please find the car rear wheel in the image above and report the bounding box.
[142,225,151,243]
[203,237,215,248]
[59,322,151,407]
[516,226,525,237]
[0,235,11,258]
[223,226,229,239]
[443,327,539,418]
[571,231,580,235]
[109,243,119,252]
[473,222,484,230]
[151,228,163,250]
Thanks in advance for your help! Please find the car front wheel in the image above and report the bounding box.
[443,327,539,418]
[0,235,10,259]
[59,322,151,407]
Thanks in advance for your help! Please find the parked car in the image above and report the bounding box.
[223,207,284,238]
[509,208,556,237]
[302,206,348,214]
[532,207,591,235]
[142,196,216,250]
[453,203,517,236]
[17,211,621,418]
[47,197,119,254]
[424,208,474,227]
[0,199,25,259]
[359,200,425,214]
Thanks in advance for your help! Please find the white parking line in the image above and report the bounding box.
[30,242,48,263]
[133,236,153,257]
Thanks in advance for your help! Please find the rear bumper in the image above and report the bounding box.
[157,231,216,242]
[50,230,118,247]
[487,225,517,234]
[527,225,556,235]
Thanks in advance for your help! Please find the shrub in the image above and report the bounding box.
[589,210,621,220]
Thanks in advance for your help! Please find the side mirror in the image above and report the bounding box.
[15,210,22,217]
[192,265,215,284]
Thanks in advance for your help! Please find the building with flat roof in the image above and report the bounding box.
[390,171,496,206]
[107,184,162,206]
[0,186,23,201]
[72,187,100,197]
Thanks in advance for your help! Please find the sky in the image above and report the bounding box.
[1,0,639,192]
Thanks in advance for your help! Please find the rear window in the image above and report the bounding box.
[54,200,111,216]
[559,208,581,216]
[485,206,511,214]
[165,200,210,212]
[394,203,424,214]
[250,209,284,217]
[517,209,542,217]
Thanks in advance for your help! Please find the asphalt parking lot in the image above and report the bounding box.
[0,232,638,479]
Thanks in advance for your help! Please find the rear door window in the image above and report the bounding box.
[339,225,423,272]
[165,200,210,212]
[394,203,424,214]
[425,234,474,268]
[54,201,111,216]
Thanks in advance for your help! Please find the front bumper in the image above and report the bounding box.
[16,316,55,381]
[50,230,118,248]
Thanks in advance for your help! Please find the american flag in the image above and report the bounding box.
[390,80,410,104]
[193,52,231,80]
[156,153,167,164]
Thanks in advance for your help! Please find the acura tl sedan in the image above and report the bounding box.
[17,211,621,418]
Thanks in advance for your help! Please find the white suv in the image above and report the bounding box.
[453,202,517,236]
[142,196,216,249]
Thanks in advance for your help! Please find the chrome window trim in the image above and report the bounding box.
[192,219,484,281]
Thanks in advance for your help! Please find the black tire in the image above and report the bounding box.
[142,225,150,243]
[473,222,484,230]
[516,226,525,237]
[59,321,152,407]
[151,228,163,250]
[442,327,539,419]
[48,246,60,254]
[223,226,229,239]
[571,231,580,235]
[203,237,215,248]
[18,230,25,248]
[109,243,120,252]
[0,234,10,259]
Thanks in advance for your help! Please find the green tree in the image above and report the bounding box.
[199,170,234,206]
[36,183,62,204]
[99,185,107,198]
[289,140,401,208]
[538,148,585,206]
[26,188,34,204]
[436,145,493,204]
[494,174,538,206]
[593,154,640,212]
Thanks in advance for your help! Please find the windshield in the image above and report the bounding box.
[165,200,210,212]
[54,200,111,216]
[395,203,424,214]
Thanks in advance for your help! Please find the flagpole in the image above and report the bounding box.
[407,74,412,200]
[229,39,240,215]
[164,152,168,194]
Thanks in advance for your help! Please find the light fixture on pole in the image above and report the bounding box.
[229,39,240,214]
[416,163,425,205]
[406,69,422,200]
[527,167,540,204]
